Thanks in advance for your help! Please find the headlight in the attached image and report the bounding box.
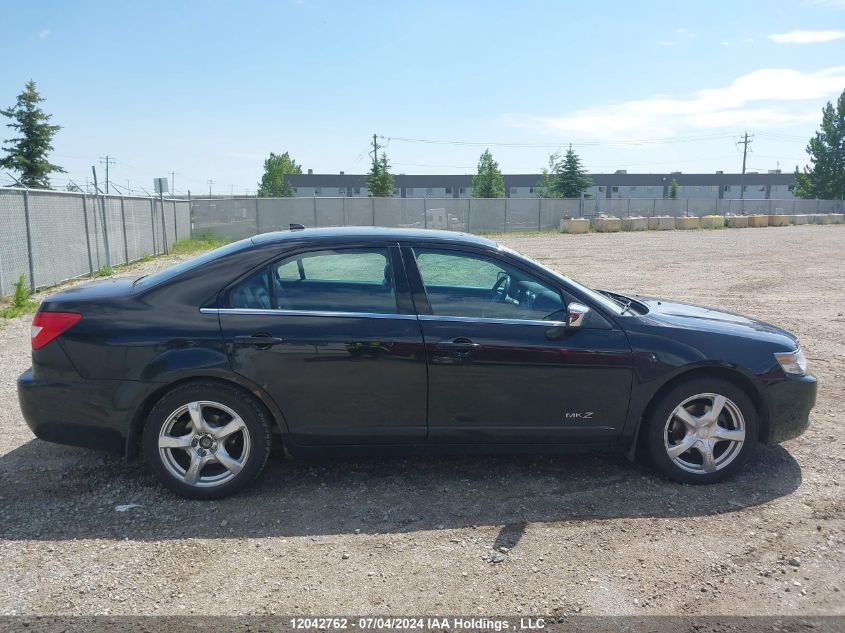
[774,349,808,376]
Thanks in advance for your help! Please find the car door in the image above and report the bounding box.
[217,243,428,446]
[403,244,633,444]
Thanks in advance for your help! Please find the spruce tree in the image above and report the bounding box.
[0,81,64,188]
[793,89,845,200]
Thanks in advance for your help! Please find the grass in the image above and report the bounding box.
[0,274,39,319]
[171,233,231,255]
[91,265,114,277]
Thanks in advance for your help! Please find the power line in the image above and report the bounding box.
[382,132,739,149]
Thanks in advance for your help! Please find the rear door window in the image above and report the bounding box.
[229,248,398,314]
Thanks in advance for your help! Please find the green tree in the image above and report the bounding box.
[536,145,593,198]
[536,152,562,198]
[471,149,505,198]
[792,89,845,200]
[257,152,302,197]
[668,177,680,199]
[0,80,64,188]
[367,149,395,197]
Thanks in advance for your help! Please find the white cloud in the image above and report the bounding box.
[38,28,51,39]
[502,66,845,140]
[769,30,845,43]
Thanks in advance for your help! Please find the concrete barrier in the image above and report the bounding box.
[725,215,748,228]
[622,217,648,231]
[747,215,769,228]
[829,214,844,224]
[675,216,700,230]
[814,214,832,225]
[648,216,675,230]
[791,214,809,225]
[561,218,590,234]
[594,217,622,232]
[700,215,725,229]
[768,215,790,227]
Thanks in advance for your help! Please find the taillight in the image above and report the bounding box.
[31,311,82,350]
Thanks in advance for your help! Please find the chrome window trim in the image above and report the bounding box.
[200,307,566,327]
[418,314,567,327]
[200,307,417,321]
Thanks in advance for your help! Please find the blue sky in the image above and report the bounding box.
[3,0,844,194]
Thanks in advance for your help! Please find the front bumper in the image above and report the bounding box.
[17,368,144,454]
[763,373,817,444]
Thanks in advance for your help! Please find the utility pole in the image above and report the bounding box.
[207,179,214,197]
[170,171,176,196]
[99,155,116,194]
[736,132,754,207]
[371,133,379,168]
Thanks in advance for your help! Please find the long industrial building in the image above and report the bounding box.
[286,170,797,200]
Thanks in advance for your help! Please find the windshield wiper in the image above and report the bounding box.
[619,298,633,316]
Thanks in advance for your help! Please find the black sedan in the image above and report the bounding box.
[18,227,817,498]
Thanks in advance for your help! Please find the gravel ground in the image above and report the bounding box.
[0,225,843,617]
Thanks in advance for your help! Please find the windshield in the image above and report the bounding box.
[499,245,626,315]
[134,240,248,290]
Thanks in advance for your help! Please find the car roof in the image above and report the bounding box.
[250,226,498,248]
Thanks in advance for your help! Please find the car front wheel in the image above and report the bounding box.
[142,381,272,499]
[645,378,758,484]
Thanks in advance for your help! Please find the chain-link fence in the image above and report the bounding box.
[191,196,845,241]
[0,187,190,296]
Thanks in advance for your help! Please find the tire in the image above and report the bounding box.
[142,381,272,499]
[645,377,758,485]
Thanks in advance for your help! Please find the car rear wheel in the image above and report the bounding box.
[142,381,272,499]
[645,378,758,485]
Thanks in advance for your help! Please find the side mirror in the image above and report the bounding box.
[567,302,591,329]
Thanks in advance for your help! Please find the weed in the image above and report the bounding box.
[0,274,39,319]
[171,233,230,255]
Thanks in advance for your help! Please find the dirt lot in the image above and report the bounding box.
[0,225,843,617]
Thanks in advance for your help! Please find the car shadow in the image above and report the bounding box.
[0,439,801,544]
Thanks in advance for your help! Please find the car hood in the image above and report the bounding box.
[632,296,798,346]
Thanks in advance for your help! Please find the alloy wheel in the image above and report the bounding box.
[663,392,746,475]
[158,400,251,488]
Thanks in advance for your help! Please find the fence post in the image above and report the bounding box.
[172,199,178,242]
[22,189,36,293]
[150,198,157,254]
[371,197,376,227]
[120,196,129,265]
[82,195,94,274]
[255,196,260,234]
[159,194,169,254]
[100,193,112,269]
[502,198,506,232]
[188,191,194,237]
[538,198,542,231]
